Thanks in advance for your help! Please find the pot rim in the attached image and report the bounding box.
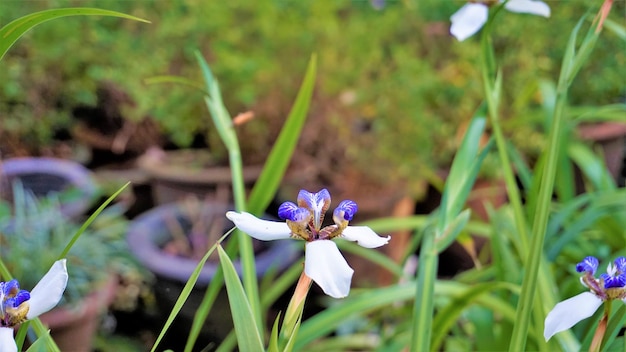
[137,149,262,184]
[0,157,97,219]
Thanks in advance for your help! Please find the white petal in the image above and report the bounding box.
[27,259,69,319]
[450,3,489,41]
[225,211,292,241]
[544,292,602,341]
[341,226,390,248]
[504,0,550,17]
[0,328,16,352]
[304,240,354,298]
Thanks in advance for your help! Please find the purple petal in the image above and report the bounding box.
[615,257,626,272]
[334,200,358,221]
[297,189,331,211]
[576,256,598,274]
[5,291,30,309]
[2,280,19,297]
[298,189,331,230]
[601,273,626,288]
[278,202,298,220]
[279,202,310,223]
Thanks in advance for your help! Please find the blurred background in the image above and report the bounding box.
[2,1,623,199]
[0,1,624,350]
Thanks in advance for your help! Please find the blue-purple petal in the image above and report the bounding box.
[576,256,599,274]
[278,202,299,220]
[615,257,626,272]
[602,273,626,288]
[2,280,20,296]
[5,290,30,309]
[335,200,358,221]
[298,189,331,211]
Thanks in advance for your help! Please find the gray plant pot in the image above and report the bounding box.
[0,157,97,219]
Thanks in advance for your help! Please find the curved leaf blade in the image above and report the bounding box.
[217,245,264,351]
[0,8,149,61]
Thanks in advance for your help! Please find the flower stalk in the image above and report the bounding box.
[589,304,610,352]
[281,271,312,341]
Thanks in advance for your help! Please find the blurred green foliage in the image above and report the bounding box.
[0,0,623,190]
[0,182,131,305]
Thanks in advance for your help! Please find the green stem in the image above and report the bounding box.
[480,28,529,257]
[228,140,264,338]
[410,227,438,350]
[508,49,570,352]
[508,13,604,347]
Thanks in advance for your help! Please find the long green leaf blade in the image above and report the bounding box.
[59,182,130,259]
[152,232,231,352]
[217,245,264,352]
[0,8,149,61]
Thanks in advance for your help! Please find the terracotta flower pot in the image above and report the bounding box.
[34,275,118,352]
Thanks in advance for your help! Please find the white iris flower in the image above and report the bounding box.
[226,189,390,298]
[450,0,550,41]
[0,259,68,352]
[544,256,626,341]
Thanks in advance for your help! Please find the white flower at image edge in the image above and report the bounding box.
[544,256,626,341]
[450,0,551,41]
[226,189,390,298]
[0,259,69,352]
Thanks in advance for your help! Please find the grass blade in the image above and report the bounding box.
[217,245,264,352]
[59,182,130,259]
[0,8,149,61]
[151,231,232,352]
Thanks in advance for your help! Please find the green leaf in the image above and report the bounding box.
[507,142,533,192]
[295,280,522,350]
[0,8,149,61]
[268,312,281,352]
[604,18,626,40]
[439,110,489,232]
[435,209,471,253]
[511,9,604,351]
[60,182,130,259]
[336,241,404,279]
[217,245,264,352]
[152,231,232,352]
[25,328,51,352]
[571,104,626,123]
[195,52,237,150]
[569,142,616,192]
[247,54,317,215]
[194,51,264,336]
[410,228,437,351]
[431,282,521,350]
